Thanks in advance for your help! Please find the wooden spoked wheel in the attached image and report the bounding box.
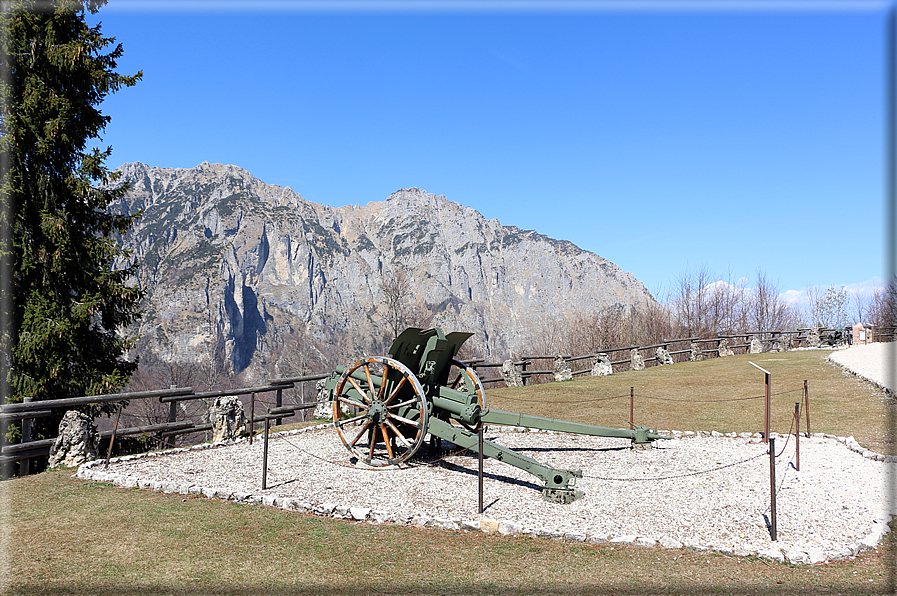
[332,356,428,467]
[449,359,487,432]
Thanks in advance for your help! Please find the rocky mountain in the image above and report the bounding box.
[111,162,657,382]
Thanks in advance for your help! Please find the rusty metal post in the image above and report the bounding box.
[478,424,484,515]
[750,362,771,443]
[794,402,800,472]
[262,408,270,490]
[630,387,634,428]
[803,380,811,437]
[769,437,778,540]
[249,392,255,445]
[104,404,123,468]
[765,372,771,444]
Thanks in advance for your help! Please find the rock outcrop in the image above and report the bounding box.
[209,396,247,442]
[501,359,524,387]
[590,353,612,376]
[111,162,659,378]
[718,339,734,357]
[48,411,99,467]
[553,356,573,382]
[630,349,645,371]
[689,342,703,362]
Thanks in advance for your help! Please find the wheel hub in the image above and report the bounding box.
[368,400,386,423]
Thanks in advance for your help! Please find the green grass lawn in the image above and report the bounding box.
[2,349,894,595]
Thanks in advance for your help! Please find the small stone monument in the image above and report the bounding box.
[655,346,674,366]
[208,395,247,442]
[501,359,523,387]
[630,348,645,371]
[553,355,573,382]
[590,353,612,376]
[750,337,763,354]
[48,410,99,468]
[313,378,332,420]
[689,342,703,362]
[717,338,734,357]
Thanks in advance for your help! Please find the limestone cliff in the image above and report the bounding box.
[111,162,657,380]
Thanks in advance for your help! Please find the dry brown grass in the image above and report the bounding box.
[487,350,894,454]
[2,349,894,595]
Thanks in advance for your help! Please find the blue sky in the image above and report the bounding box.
[90,0,892,307]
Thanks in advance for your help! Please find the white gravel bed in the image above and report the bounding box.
[827,343,896,394]
[79,425,895,564]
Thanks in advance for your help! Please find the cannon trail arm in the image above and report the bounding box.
[480,409,670,444]
[426,417,583,503]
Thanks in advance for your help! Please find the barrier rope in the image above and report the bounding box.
[491,393,630,404]
[634,393,764,403]
[581,451,768,482]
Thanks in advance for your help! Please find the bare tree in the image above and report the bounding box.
[379,268,434,342]
[809,286,850,329]
[748,270,794,333]
[868,277,897,329]
[852,292,868,326]
[565,306,628,356]
[381,269,414,339]
[669,265,715,337]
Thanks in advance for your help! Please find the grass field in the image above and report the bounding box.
[1,349,894,595]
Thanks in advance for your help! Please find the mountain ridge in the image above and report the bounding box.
[111,162,657,382]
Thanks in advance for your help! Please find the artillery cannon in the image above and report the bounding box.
[324,328,668,503]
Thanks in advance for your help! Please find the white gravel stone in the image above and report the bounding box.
[460,519,480,531]
[807,547,827,564]
[635,536,657,547]
[757,548,785,562]
[785,550,810,565]
[659,536,683,549]
[95,425,894,563]
[498,521,524,535]
[564,532,587,542]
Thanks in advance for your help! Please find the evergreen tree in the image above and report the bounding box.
[0,0,143,451]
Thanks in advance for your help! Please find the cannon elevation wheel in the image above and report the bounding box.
[332,356,428,467]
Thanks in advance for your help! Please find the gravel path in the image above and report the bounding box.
[827,343,896,394]
[79,423,895,564]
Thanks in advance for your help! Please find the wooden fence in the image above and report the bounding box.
[2,325,892,474]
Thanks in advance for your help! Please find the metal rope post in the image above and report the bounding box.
[749,362,771,443]
[262,408,270,490]
[803,380,811,437]
[478,425,484,515]
[794,402,800,472]
[769,436,777,540]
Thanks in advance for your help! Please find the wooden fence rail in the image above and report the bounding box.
[3,325,892,474]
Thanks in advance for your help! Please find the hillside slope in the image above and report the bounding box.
[111,162,656,380]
